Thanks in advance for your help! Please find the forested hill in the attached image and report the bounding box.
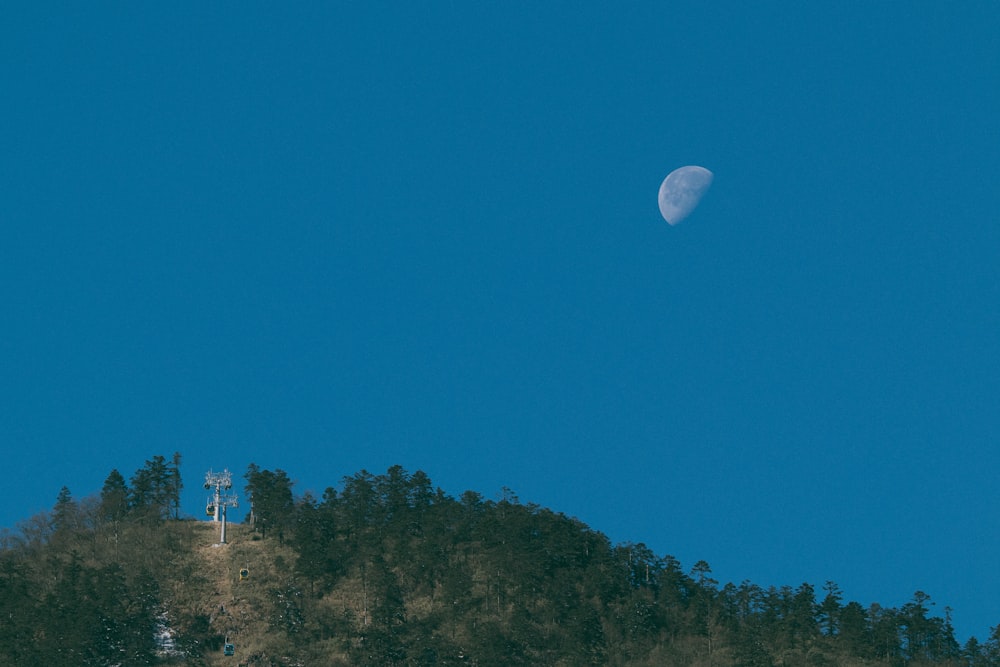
[2,455,998,666]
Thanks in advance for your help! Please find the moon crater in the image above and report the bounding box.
[658,165,713,225]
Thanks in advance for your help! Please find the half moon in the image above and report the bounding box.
[658,165,714,225]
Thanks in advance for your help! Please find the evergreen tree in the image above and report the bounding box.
[819,580,842,636]
[244,463,295,541]
[169,451,183,519]
[129,455,175,521]
[838,600,872,658]
[51,486,78,543]
[981,625,1000,665]
[99,469,129,524]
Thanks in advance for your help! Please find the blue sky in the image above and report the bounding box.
[2,2,998,640]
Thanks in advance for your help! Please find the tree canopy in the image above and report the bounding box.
[0,455,995,666]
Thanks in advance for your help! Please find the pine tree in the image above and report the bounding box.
[99,469,129,523]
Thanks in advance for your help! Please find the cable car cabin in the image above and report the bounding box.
[239,568,249,581]
[224,643,235,656]
[206,504,215,516]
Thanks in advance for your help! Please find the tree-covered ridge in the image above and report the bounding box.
[2,455,999,666]
[0,454,190,665]
[247,464,996,666]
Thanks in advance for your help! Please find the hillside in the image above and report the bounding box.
[2,457,999,666]
[164,522,307,666]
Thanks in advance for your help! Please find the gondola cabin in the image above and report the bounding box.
[206,504,215,516]
[239,568,249,581]
[224,642,235,656]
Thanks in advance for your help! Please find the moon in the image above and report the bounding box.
[658,165,714,225]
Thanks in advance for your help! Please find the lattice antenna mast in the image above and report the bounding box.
[204,469,239,544]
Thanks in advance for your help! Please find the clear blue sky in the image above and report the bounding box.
[2,2,998,641]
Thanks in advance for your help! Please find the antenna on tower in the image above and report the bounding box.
[204,469,239,544]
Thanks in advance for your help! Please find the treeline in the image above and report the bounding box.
[0,454,194,665]
[2,454,1000,666]
[247,463,1000,666]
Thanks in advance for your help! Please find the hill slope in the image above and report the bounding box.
[2,460,997,666]
[158,521,313,666]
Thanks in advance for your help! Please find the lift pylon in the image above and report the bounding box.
[204,469,239,544]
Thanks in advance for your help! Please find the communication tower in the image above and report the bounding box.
[204,469,239,544]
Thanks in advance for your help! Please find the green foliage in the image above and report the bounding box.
[244,463,294,541]
[100,469,129,523]
[130,454,183,522]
